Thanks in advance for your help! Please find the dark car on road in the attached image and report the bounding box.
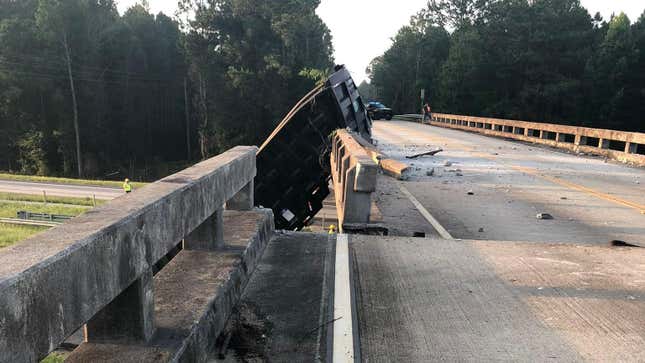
[366,101,393,120]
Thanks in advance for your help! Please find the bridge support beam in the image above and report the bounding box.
[85,268,155,343]
[184,209,225,250]
[227,180,254,211]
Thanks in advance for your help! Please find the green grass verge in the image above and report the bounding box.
[0,192,107,207]
[40,352,66,363]
[0,173,147,189]
[0,223,47,248]
[0,200,90,219]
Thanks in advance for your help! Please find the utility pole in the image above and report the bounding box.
[184,77,191,161]
[63,33,82,178]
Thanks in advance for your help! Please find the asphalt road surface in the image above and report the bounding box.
[372,120,645,246]
[0,180,123,200]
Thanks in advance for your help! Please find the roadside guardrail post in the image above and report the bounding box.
[418,112,645,166]
[85,268,155,343]
[330,130,378,231]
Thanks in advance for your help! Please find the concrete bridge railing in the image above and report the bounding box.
[330,130,378,232]
[0,146,273,362]
[425,113,645,165]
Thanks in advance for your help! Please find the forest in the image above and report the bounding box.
[0,0,333,179]
[363,0,645,133]
[2,0,643,180]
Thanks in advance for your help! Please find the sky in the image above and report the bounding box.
[117,0,645,83]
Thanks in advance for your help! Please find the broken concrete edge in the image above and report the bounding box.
[351,131,411,181]
[0,146,257,363]
[429,113,645,166]
[378,158,411,180]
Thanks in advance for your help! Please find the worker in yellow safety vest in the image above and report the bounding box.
[123,178,133,193]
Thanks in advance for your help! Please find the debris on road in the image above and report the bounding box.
[478,227,485,232]
[560,197,568,200]
[467,190,474,195]
[405,148,443,159]
[610,240,641,247]
[536,213,553,220]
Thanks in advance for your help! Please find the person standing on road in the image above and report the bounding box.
[123,178,133,194]
[423,102,432,122]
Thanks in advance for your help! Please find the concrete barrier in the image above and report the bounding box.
[406,113,645,166]
[330,130,378,232]
[0,146,272,362]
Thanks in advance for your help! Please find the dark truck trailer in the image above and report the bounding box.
[254,65,372,230]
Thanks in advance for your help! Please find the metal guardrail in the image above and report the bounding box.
[395,113,645,166]
[16,211,73,223]
[0,146,258,362]
[330,130,378,232]
[0,218,60,227]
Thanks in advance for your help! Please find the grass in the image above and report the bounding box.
[0,200,90,219]
[0,223,47,248]
[0,172,147,189]
[0,192,106,207]
[0,195,94,248]
[40,352,66,363]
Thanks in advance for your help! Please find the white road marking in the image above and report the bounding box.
[399,185,454,240]
[333,234,355,362]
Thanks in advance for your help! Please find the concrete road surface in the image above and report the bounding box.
[0,180,123,200]
[352,235,645,362]
[372,121,645,245]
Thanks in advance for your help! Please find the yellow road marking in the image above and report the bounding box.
[510,165,645,214]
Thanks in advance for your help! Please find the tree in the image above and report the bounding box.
[585,13,641,130]
[36,0,87,177]
[368,19,450,113]
[1,0,192,179]
[181,0,334,156]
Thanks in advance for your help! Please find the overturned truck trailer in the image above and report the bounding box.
[255,66,372,230]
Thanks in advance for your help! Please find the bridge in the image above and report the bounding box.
[1,75,645,361]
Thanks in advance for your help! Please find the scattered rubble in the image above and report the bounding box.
[405,148,444,159]
[536,213,553,220]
